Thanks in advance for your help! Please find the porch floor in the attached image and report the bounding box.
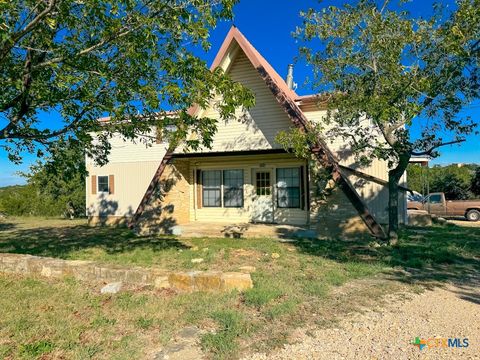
[175,222,317,240]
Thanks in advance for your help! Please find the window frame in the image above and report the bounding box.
[255,171,271,196]
[276,167,301,209]
[428,194,442,204]
[223,169,244,208]
[97,175,109,194]
[202,170,222,208]
[201,169,244,208]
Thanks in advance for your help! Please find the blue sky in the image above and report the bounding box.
[1,0,479,186]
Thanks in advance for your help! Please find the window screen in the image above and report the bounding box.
[202,170,221,207]
[98,176,109,193]
[223,170,244,207]
[276,168,301,208]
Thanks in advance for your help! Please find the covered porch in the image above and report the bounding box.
[172,150,310,227]
[173,221,317,240]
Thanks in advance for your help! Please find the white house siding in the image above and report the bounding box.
[302,107,407,225]
[186,154,308,226]
[86,130,166,166]
[86,132,168,218]
[190,51,294,153]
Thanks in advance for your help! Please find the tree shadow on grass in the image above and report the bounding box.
[0,222,189,259]
[291,224,480,286]
[0,222,16,231]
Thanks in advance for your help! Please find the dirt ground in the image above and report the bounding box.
[244,279,480,360]
[447,218,480,228]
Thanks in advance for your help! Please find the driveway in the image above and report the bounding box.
[245,279,480,360]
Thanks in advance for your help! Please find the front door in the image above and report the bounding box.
[251,169,274,223]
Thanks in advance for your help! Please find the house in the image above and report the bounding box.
[85,26,407,238]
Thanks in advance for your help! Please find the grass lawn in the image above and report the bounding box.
[0,217,479,359]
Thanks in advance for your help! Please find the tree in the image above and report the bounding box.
[290,0,480,240]
[407,163,476,198]
[0,0,254,164]
[23,139,87,217]
[0,139,86,217]
[471,167,480,196]
[405,164,427,194]
[431,173,471,200]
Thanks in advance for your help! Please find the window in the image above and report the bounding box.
[223,170,244,207]
[428,194,442,204]
[202,170,221,207]
[256,172,271,196]
[201,169,244,208]
[276,168,301,208]
[98,176,109,193]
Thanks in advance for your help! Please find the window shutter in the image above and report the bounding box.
[109,175,115,195]
[91,175,97,195]
[300,166,305,210]
[196,169,202,209]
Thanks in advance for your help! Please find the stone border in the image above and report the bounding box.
[0,253,252,292]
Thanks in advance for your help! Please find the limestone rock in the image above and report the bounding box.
[238,266,256,273]
[154,276,170,289]
[101,282,122,294]
[221,272,253,291]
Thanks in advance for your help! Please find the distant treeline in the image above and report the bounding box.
[0,140,86,218]
[407,163,480,200]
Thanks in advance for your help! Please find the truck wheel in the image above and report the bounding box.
[466,209,480,222]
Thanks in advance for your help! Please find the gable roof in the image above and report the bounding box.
[211,26,298,101]
[130,26,386,239]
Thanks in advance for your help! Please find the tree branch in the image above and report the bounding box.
[411,139,465,156]
[0,0,57,62]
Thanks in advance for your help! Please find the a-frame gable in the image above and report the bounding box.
[192,49,295,153]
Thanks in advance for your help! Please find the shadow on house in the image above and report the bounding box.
[134,162,187,235]
[87,194,134,226]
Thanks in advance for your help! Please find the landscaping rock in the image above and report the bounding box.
[0,253,253,293]
[221,272,253,291]
[154,276,170,289]
[155,326,204,360]
[101,282,122,294]
[194,271,222,291]
[168,272,197,291]
[171,226,182,236]
[407,210,433,226]
[432,216,447,225]
[238,266,256,273]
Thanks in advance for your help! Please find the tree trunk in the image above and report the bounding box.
[387,152,411,244]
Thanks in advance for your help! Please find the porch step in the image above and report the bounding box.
[175,223,318,240]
